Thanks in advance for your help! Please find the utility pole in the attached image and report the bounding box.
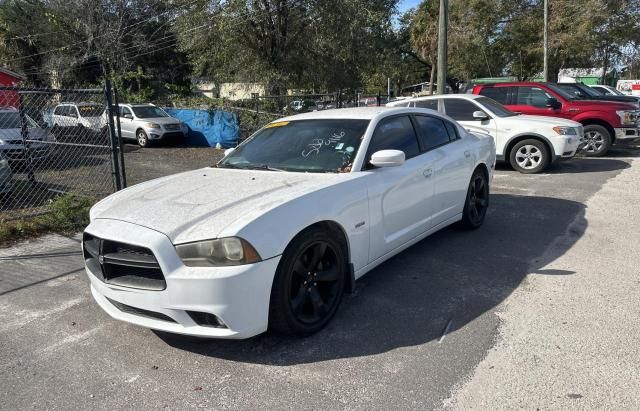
[543,0,549,82]
[436,0,448,95]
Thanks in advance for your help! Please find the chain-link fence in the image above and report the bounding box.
[0,86,123,222]
[226,91,391,139]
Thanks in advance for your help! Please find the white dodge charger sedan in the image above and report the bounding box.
[388,94,583,173]
[83,107,496,339]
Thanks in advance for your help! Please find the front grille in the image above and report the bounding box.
[163,123,181,130]
[106,297,176,323]
[83,233,166,291]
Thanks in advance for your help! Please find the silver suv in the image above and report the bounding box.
[0,107,52,165]
[116,104,187,147]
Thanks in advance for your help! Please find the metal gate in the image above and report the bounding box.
[0,85,124,221]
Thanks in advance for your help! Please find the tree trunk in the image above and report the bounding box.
[428,56,436,95]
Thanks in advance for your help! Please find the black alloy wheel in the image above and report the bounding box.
[460,168,489,229]
[270,228,346,335]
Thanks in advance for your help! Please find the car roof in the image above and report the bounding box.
[276,106,412,121]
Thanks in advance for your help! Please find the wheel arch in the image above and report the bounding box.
[580,119,616,144]
[503,134,555,161]
[281,220,355,293]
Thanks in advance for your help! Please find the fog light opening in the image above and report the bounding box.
[187,311,227,329]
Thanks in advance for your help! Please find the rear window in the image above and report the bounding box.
[478,86,510,104]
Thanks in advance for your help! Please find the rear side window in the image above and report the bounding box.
[479,87,510,104]
[414,99,439,110]
[444,121,459,140]
[367,116,420,162]
[444,99,482,121]
[414,115,451,151]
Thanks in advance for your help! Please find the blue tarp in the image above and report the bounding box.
[165,108,239,148]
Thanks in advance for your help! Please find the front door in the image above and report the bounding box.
[365,115,435,261]
[118,107,135,139]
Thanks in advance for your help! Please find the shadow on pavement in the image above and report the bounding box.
[496,157,631,174]
[157,193,587,365]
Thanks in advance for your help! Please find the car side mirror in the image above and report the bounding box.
[472,110,489,121]
[546,98,562,109]
[224,147,235,156]
[123,114,133,119]
[370,150,405,168]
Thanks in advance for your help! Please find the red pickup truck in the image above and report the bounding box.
[472,82,640,156]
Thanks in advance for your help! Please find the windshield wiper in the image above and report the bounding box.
[247,164,286,172]
[216,163,285,172]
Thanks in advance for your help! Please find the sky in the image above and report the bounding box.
[398,0,422,13]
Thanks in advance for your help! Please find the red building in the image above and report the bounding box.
[0,67,25,108]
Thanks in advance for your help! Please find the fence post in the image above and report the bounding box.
[112,87,127,188]
[17,90,36,184]
[103,76,122,191]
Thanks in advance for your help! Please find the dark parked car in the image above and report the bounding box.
[556,83,640,108]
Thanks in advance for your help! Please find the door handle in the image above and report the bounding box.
[423,168,433,178]
[464,150,471,158]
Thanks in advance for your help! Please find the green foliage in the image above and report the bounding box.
[0,194,94,245]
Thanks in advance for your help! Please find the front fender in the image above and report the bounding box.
[224,176,371,273]
[572,111,619,128]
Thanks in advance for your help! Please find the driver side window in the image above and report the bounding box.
[516,87,552,108]
[121,107,132,118]
[366,116,420,168]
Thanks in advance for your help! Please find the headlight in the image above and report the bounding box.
[144,122,161,129]
[0,158,8,168]
[617,110,639,125]
[552,126,578,135]
[175,237,261,267]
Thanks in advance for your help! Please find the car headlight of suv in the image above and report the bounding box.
[144,122,161,129]
[552,126,578,135]
[175,237,262,267]
[616,110,639,125]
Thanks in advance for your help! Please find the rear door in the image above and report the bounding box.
[365,115,436,260]
[413,115,472,226]
[509,85,562,117]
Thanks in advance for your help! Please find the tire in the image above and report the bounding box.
[459,167,490,230]
[269,227,347,336]
[582,124,612,157]
[508,139,550,174]
[136,129,149,147]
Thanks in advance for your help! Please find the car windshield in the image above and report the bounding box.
[0,112,38,129]
[218,119,370,173]
[545,83,575,100]
[476,97,518,117]
[78,105,104,117]
[132,106,169,118]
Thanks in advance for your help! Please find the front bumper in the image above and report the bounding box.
[144,126,186,140]
[614,127,640,141]
[84,218,280,339]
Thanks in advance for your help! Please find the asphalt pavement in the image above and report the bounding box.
[0,146,638,410]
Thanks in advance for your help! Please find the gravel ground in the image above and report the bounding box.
[0,145,638,410]
[122,143,225,186]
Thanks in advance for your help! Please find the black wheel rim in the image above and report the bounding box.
[289,241,341,325]
[468,174,488,224]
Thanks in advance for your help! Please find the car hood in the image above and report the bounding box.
[0,127,52,144]
[504,115,581,128]
[567,99,637,110]
[91,168,349,243]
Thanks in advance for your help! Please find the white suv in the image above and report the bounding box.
[48,102,107,132]
[388,94,583,173]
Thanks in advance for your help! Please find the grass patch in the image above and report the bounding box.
[0,194,95,246]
